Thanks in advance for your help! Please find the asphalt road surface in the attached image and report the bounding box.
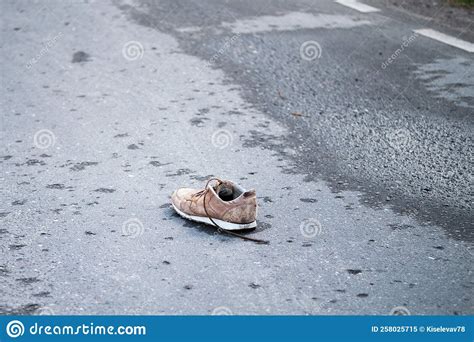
[1,0,473,315]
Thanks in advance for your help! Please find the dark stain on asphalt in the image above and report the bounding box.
[243,131,282,151]
[9,244,27,250]
[347,269,363,275]
[0,265,10,276]
[300,198,318,203]
[162,260,171,265]
[12,199,27,205]
[166,168,194,177]
[85,231,96,235]
[150,161,171,167]
[227,110,244,116]
[190,117,210,126]
[16,277,41,285]
[94,188,116,193]
[25,159,46,166]
[183,285,193,290]
[0,212,10,218]
[257,221,272,231]
[249,283,261,289]
[357,293,369,298]
[159,203,170,209]
[70,161,98,171]
[32,291,51,298]
[259,196,273,203]
[72,51,91,63]
[127,143,140,150]
[114,133,129,138]
[46,183,65,190]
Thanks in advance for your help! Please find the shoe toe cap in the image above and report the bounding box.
[171,188,195,208]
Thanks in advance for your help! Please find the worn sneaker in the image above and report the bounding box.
[171,178,257,230]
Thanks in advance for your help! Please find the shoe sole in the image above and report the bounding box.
[171,203,257,230]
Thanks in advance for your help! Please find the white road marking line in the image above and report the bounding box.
[414,29,474,53]
[221,12,371,34]
[335,0,380,13]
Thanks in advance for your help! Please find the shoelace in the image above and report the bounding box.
[192,178,269,245]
